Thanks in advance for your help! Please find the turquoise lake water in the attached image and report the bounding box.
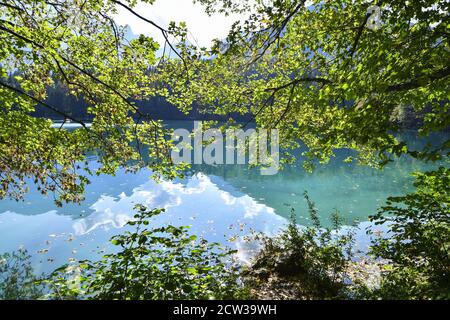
[0,121,447,273]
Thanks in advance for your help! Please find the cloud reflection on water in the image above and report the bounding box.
[72,173,286,263]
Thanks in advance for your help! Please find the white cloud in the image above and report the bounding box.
[113,0,245,48]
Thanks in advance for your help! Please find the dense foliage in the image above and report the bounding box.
[1,0,448,203]
[167,0,449,170]
[0,0,188,205]
[369,167,450,299]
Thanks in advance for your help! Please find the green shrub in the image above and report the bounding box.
[42,205,249,300]
[245,192,355,299]
[369,167,450,299]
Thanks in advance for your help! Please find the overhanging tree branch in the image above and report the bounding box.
[386,66,450,92]
[245,1,306,67]
[0,79,89,130]
[347,1,383,60]
[264,77,331,93]
[0,23,157,125]
[273,82,296,128]
[0,2,25,12]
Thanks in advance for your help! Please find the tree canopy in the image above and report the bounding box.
[0,0,187,205]
[0,0,449,204]
[167,0,449,169]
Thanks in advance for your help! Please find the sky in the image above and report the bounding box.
[113,0,246,49]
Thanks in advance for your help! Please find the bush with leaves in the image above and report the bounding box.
[245,192,355,299]
[42,205,248,300]
[369,167,450,299]
[0,248,44,300]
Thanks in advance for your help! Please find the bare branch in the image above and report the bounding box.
[111,0,185,63]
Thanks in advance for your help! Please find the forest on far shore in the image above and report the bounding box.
[5,71,434,128]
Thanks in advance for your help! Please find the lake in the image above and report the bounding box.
[0,121,446,273]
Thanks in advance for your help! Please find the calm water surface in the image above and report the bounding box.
[0,121,446,272]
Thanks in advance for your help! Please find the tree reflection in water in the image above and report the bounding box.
[0,249,43,300]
